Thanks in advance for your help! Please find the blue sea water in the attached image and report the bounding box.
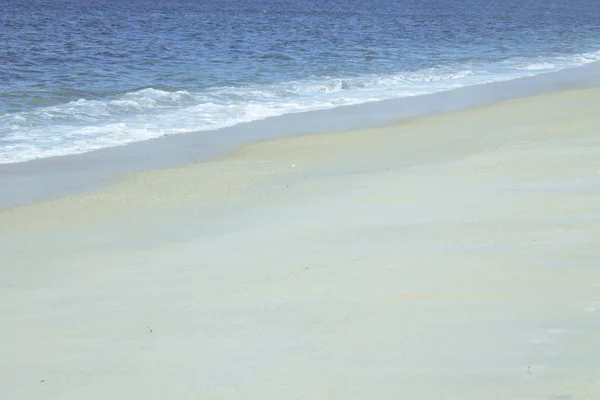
[1,0,600,164]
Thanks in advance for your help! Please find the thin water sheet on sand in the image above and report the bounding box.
[0,89,599,399]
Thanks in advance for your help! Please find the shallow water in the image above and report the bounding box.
[2,0,600,163]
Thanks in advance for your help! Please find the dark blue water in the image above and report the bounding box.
[2,0,600,163]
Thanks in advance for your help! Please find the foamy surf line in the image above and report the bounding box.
[1,59,600,211]
[1,50,600,164]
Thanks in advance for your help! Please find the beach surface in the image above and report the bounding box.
[1,88,599,399]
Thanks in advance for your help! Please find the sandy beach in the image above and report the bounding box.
[1,87,599,399]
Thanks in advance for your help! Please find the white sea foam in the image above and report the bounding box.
[1,50,599,164]
[517,62,555,71]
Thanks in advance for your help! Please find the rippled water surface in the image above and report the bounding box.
[2,0,600,163]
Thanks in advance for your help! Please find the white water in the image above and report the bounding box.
[1,50,600,164]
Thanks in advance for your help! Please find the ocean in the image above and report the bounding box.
[2,0,600,164]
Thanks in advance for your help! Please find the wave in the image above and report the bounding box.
[1,49,600,164]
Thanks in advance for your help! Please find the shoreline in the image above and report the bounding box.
[1,61,600,210]
[2,85,599,399]
[1,85,600,399]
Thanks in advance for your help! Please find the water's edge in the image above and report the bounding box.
[1,61,599,211]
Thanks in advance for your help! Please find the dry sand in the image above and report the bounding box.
[1,88,599,399]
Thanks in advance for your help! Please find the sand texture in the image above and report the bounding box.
[1,88,599,399]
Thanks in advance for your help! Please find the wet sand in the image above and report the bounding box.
[1,88,599,399]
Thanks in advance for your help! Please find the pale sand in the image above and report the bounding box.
[1,88,599,399]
